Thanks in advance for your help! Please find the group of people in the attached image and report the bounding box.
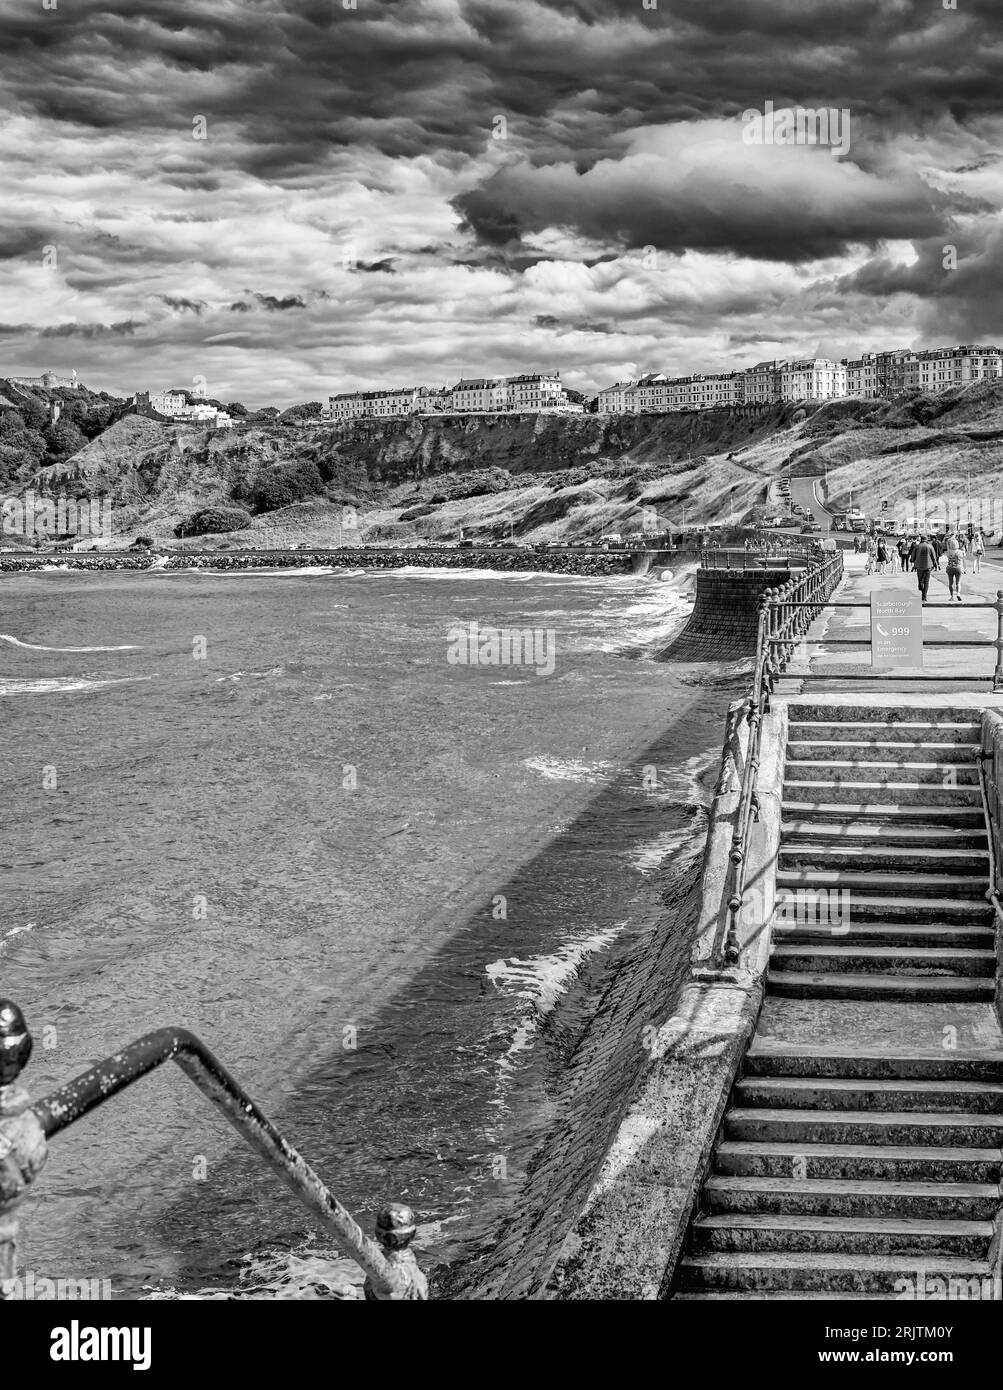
[856,528,986,602]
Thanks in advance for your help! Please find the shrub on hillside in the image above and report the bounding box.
[174,506,252,536]
[248,460,325,513]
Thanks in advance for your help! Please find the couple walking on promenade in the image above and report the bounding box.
[910,532,973,602]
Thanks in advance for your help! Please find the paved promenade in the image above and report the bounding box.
[795,549,1003,690]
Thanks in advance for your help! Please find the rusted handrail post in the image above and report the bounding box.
[995,590,1003,692]
[0,1003,47,1301]
[1,1003,427,1301]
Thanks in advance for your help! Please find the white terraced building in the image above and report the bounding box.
[324,386,423,421]
[781,358,848,403]
[134,390,232,428]
[325,372,582,419]
[595,342,1003,414]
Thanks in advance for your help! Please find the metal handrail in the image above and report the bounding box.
[714,550,845,964]
[0,1004,427,1300]
[977,745,1003,927]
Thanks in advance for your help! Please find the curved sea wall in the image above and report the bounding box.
[662,566,793,661]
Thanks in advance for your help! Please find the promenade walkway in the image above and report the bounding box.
[787,549,1003,692]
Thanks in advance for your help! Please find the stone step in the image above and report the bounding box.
[783,780,982,806]
[769,945,996,978]
[775,891,992,924]
[766,970,996,1002]
[781,819,988,848]
[743,1048,1003,1082]
[735,1075,1003,1113]
[788,720,981,745]
[672,1290,910,1300]
[689,1211,993,1257]
[787,739,980,765]
[724,1107,1003,1148]
[703,1174,1000,1220]
[714,1141,1001,1182]
[789,704,983,725]
[776,866,988,897]
[785,759,980,786]
[782,800,985,826]
[779,843,988,873]
[676,1249,993,1292]
[771,921,995,947]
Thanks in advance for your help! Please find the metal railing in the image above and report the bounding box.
[701,539,819,571]
[713,551,844,965]
[775,592,1003,688]
[0,1001,427,1300]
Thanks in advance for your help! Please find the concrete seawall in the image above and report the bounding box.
[663,565,797,661]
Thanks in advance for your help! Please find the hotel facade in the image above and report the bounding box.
[323,372,583,421]
[596,344,1002,414]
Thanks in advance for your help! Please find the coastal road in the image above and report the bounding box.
[790,476,833,531]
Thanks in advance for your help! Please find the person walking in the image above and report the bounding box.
[876,533,889,575]
[897,535,910,572]
[907,536,918,571]
[945,531,964,601]
[913,534,938,603]
[974,529,985,574]
[864,533,876,576]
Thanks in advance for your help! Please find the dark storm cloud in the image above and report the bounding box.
[40,321,141,338]
[6,0,1003,171]
[253,294,307,311]
[160,296,207,314]
[5,0,1003,397]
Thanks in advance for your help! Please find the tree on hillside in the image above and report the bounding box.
[17,399,48,432]
[226,401,248,417]
[43,418,87,462]
[248,459,326,513]
[0,411,47,477]
[175,505,252,536]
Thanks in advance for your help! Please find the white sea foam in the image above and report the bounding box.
[0,633,140,652]
[0,676,153,695]
[523,756,614,783]
[0,921,36,956]
[485,926,623,1100]
[626,826,697,876]
[214,666,285,682]
[387,565,537,581]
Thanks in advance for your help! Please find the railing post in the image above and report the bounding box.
[0,1002,47,1300]
[995,591,1003,692]
[364,1204,428,1301]
[2,1002,430,1302]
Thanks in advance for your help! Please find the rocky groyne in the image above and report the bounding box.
[0,545,693,577]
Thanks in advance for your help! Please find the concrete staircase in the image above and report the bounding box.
[775,704,994,1002]
[674,703,1003,1299]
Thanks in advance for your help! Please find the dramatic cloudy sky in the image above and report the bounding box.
[2,0,1003,406]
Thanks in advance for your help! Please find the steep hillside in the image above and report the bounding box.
[11,379,1003,545]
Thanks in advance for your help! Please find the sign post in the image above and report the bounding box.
[871,589,923,669]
